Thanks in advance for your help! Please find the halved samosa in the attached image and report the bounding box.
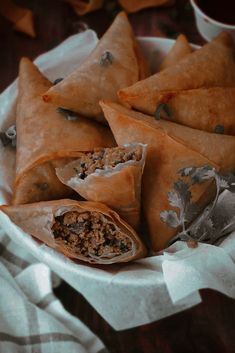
[155,87,235,135]
[118,32,235,115]
[56,144,147,230]
[13,58,115,205]
[42,11,149,124]
[100,101,218,251]
[1,199,147,264]
[159,34,192,71]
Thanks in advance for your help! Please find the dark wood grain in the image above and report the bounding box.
[1,1,235,352]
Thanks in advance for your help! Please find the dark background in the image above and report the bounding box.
[0,1,235,352]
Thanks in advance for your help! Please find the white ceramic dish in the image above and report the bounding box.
[0,33,234,331]
[190,0,235,42]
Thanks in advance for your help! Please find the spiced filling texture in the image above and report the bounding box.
[52,211,132,257]
[74,145,142,180]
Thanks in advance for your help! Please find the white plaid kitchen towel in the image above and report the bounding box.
[0,228,108,353]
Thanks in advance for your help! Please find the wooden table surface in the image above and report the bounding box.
[1,1,235,352]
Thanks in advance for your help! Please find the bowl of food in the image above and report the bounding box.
[190,0,235,41]
[0,12,235,330]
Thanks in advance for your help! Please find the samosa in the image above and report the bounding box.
[13,58,115,205]
[119,0,175,12]
[159,34,192,71]
[155,87,235,135]
[42,11,149,124]
[1,199,147,264]
[56,144,147,230]
[100,101,218,251]
[156,117,235,173]
[101,101,235,173]
[118,32,235,116]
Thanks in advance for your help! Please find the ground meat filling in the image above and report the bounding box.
[52,211,132,257]
[74,145,142,180]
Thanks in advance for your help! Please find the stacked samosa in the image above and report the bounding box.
[118,32,235,121]
[5,13,150,265]
[159,34,192,71]
[13,58,115,205]
[153,87,235,134]
[42,11,149,124]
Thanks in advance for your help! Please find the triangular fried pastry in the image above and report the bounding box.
[155,117,235,174]
[1,199,147,264]
[56,143,147,230]
[13,58,115,205]
[14,10,35,38]
[101,101,235,173]
[42,12,148,123]
[155,87,235,135]
[67,0,103,16]
[119,0,175,13]
[100,101,218,251]
[159,34,192,71]
[0,0,36,38]
[118,32,235,115]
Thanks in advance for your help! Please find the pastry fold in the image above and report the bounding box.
[13,58,115,205]
[42,12,149,123]
[157,115,235,173]
[101,102,235,174]
[155,87,235,135]
[159,34,192,71]
[56,144,147,230]
[1,199,147,264]
[100,101,218,251]
[67,0,103,15]
[118,32,235,116]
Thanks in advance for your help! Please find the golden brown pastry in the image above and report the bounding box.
[1,199,147,264]
[67,0,103,16]
[154,87,235,135]
[0,0,35,37]
[100,101,218,251]
[56,144,147,230]
[118,32,235,116]
[119,0,175,13]
[13,57,115,205]
[154,116,235,174]
[159,34,192,71]
[42,12,149,124]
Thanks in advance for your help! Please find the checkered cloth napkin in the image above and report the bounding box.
[0,228,108,353]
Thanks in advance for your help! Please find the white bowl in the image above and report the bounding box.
[1,33,234,331]
[190,0,235,42]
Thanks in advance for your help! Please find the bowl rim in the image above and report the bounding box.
[190,0,235,30]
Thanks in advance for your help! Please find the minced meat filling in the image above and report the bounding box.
[74,145,142,180]
[52,211,132,257]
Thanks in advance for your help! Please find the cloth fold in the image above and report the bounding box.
[0,228,107,353]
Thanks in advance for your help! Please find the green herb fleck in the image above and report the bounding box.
[154,103,172,120]
[0,125,16,147]
[162,165,235,247]
[53,78,63,85]
[100,51,113,66]
[214,125,225,134]
[56,107,80,121]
